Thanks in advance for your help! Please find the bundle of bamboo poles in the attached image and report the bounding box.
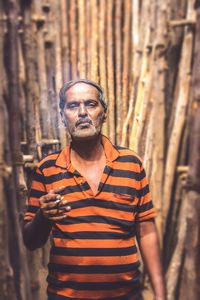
[0,0,200,299]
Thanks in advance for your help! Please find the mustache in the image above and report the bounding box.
[75,118,92,127]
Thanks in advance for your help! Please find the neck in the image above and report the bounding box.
[71,135,104,161]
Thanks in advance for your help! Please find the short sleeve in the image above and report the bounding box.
[24,167,47,221]
[135,163,157,221]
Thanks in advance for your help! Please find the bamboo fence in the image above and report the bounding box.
[0,0,200,299]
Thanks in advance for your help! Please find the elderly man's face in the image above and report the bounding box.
[61,83,106,140]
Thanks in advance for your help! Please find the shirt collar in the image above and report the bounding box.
[55,135,120,169]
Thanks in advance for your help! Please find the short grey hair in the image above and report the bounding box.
[59,79,107,112]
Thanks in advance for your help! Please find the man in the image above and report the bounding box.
[23,79,165,300]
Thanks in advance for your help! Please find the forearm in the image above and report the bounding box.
[136,221,166,300]
[23,209,52,251]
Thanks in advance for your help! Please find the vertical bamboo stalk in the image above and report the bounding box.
[132,0,140,78]
[106,0,115,142]
[122,0,132,124]
[148,0,169,240]
[23,3,40,156]
[33,3,49,139]
[86,0,91,78]
[0,3,17,298]
[18,36,27,142]
[99,0,108,136]
[90,0,98,81]
[78,0,86,78]
[51,0,67,147]
[129,28,151,151]
[163,0,196,227]
[69,0,78,79]
[60,0,70,82]
[6,1,32,299]
[115,0,123,143]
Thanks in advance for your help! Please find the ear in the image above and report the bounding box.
[60,111,67,127]
[102,112,107,123]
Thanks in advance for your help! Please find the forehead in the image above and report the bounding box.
[65,83,99,101]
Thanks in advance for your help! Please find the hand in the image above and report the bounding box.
[39,186,71,221]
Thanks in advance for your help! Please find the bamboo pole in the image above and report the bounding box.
[90,0,98,82]
[129,27,151,151]
[78,0,86,78]
[86,0,91,78]
[60,0,70,82]
[69,0,78,79]
[22,2,40,156]
[163,0,196,227]
[6,1,32,299]
[99,0,108,136]
[51,0,67,147]
[122,0,132,126]
[0,4,17,298]
[166,191,188,300]
[33,2,50,139]
[132,0,140,80]
[106,0,115,142]
[115,0,123,143]
[18,36,27,143]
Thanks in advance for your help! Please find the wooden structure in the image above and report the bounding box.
[0,0,200,299]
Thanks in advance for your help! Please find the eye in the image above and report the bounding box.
[66,102,79,109]
[86,100,98,108]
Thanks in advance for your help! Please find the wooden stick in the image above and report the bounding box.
[170,18,196,27]
[33,2,49,139]
[90,0,98,82]
[163,0,196,227]
[85,0,91,78]
[69,0,78,79]
[60,0,70,82]
[106,0,115,142]
[99,0,108,136]
[115,0,122,143]
[51,0,67,147]
[122,0,132,127]
[78,0,86,78]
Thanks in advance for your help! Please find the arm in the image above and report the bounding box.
[23,209,53,251]
[23,186,71,251]
[136,219,166,300]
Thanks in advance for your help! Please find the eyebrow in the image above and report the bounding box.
[67,99,98,102]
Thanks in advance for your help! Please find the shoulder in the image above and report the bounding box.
[114,145,143,167]
[37,151,61,172]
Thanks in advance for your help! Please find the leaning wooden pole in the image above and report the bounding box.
[163,0,196,227]
[6,1,32,299]
[0,3,17,298]
[178,2,200,297]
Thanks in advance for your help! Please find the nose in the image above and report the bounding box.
[78,103,87,117]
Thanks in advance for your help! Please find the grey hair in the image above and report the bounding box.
[59,79,107,112]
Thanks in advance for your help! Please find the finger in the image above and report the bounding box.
[46,206,71,216]
[49,215,67,221]
[41,194,62,204]
[57,205,71,212]
[49,186,66,194]
[41,199,62,209]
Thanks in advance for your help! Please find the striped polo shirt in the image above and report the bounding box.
[24,135,156,300]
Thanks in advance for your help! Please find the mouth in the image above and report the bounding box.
[76,119,92,127]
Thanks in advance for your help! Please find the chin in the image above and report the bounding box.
[71,129,101,141]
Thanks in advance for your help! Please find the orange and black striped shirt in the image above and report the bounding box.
[24,135,156,300]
